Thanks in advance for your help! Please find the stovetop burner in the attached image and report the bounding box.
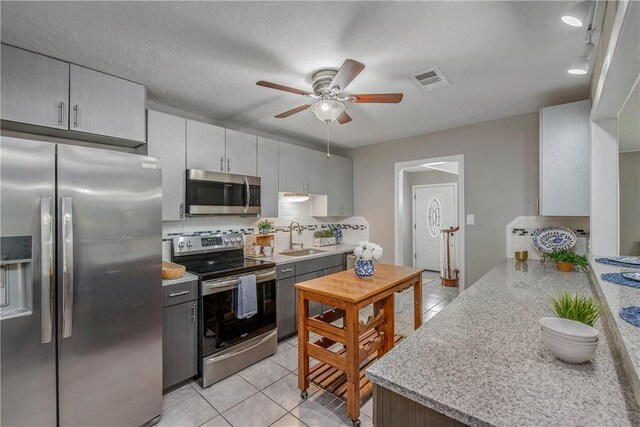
[171,233,275,280]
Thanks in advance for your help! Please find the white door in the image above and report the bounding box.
[414,184,457,270]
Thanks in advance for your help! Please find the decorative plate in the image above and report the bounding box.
[622,272,640,282]
[531,226,577,253]
[608,256,640,266]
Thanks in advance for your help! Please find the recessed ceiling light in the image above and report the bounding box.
[422,162,447,167]
[562,1,592,27]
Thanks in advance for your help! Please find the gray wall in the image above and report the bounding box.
[349,112,539,286]
[402,170,459,267]
[620,151,640,255]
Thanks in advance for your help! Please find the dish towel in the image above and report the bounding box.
[236,274,257,319]
[595,258,640,269]
[601,273,640,289]
[619,307,640,327]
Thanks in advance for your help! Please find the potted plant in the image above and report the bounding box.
[256,219,274,235]
[550,291,601,326]
[542,249,589,272]
[313,229,336,247]
[353,241,383,277]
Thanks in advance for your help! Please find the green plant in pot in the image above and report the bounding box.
[542,249,589,272]
[550,291,601,326]
[313,230,335,239]
[257,219,274,235]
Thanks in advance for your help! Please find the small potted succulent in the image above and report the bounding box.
[542,249,589,272]
[256,219,274,235]
[313,229,336,247]
[550,291,601,326]
[353,241,383,277]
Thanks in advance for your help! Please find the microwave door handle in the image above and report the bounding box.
[243,176,250,213]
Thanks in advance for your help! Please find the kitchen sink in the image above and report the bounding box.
[279,248,327,257]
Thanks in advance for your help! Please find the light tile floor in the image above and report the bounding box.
[160,271,458,427]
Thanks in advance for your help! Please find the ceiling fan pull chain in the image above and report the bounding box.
[326,123,331,158]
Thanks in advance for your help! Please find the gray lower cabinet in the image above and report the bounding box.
[163,281,198,391]
[276,254,350,341]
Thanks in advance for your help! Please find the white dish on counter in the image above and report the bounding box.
[608,256,640,265]
[539,317,599,340]
[542,332,598,364]
[541,326,597,343]
[621,272,640,282]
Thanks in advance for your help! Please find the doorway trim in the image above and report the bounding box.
[394,154,466,290]
[412,183,458,269]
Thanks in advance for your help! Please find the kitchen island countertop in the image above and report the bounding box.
[366,259,640,426]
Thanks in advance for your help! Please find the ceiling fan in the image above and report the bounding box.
[256,59,403,124]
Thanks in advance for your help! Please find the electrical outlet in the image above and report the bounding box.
[466,214,475,225]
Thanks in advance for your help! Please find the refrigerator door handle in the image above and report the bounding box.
[61,197,74,339]
[40,197,54,344]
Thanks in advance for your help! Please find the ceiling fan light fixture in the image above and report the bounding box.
[282,192,310,203]
[310,100,345,123]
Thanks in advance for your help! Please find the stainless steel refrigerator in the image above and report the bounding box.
[1,136,163,426]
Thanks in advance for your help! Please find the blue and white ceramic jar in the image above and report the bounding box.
[354,258,375,277]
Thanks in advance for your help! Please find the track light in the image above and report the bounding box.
[562,1,592,27]
[568,42,594,75]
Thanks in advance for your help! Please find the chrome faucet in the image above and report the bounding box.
[289,221,303,250]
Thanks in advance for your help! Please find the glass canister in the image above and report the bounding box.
[440,226,460,287]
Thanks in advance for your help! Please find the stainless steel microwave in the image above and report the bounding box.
[185,169,261,215]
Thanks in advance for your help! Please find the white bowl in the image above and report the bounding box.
[263,247,273,256]
[539,317,598,340]
[540,326,598,343]
[542,334,597,364]
[542,332,599,349]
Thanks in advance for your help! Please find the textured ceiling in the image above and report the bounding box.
[1,1,597,148]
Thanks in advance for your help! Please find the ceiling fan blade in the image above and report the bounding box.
[348,93,404,103]
[329,59,365,92]
[256,80,312,96]
[275,104,311,118]
[337,111,352,124]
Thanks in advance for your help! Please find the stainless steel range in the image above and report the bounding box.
[172,233,277,388]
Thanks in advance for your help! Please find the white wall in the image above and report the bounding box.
[350,112,539,286]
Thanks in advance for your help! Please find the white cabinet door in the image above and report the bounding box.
[305,148,328,195]
[147,110,186,221]
[279,142,305,193]
[1,45,70,130]
[328,155,353,216]
[539,99,591,216]
[69,64,145,142]
[257,137,279,218]
[186,120,225,172]
[225,129,257,176]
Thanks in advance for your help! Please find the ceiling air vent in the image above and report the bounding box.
[409,67,450,93]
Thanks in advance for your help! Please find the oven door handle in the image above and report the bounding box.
[203,278,241,295]
[255,270,276,282]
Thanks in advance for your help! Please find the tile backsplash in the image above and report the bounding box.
[506,216,590,260]
[162,196,368,260]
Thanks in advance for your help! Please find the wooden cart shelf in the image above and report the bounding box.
[295,264,423,426]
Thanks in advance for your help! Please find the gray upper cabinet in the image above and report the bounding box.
[306,149,328,195]
[257,137,279,217]
[69,64,146,142]
[186,120,226,172]
[147,110,186,221]
[328,154,353,216]
[1,44,70,130]
[539,99,591,216]
[225,129,257,176]
[279,142,305,193]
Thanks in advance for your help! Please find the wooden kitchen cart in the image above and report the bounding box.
[295,264,423,426]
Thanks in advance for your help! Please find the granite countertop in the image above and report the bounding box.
[162,271,199,287]
[366,259,640,426]
[589,255,640,406]
[250,243,357,264]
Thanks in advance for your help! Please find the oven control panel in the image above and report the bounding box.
[172,232,244,256]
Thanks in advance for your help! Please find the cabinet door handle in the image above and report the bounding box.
[179,202,184,219]
[191,303,197,323]
[73,105,79,128]
[220,157,224,172]
[227,158,230,172]
[280,268,294,273]
[58,101,65,126]
[169,290,189,298]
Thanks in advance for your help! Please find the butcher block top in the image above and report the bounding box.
[295,264,423,304]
